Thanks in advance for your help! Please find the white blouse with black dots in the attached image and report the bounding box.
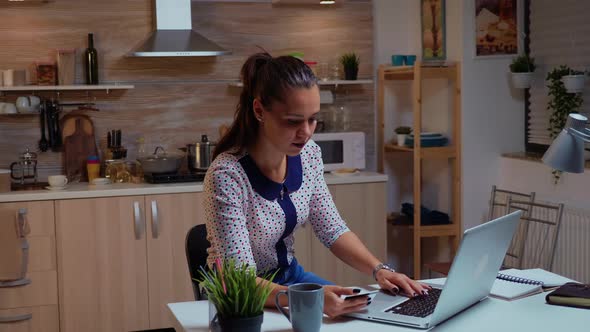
[204,140,350,275]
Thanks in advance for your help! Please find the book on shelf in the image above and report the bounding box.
[490,268,576,301]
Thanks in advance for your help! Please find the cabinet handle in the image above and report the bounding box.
[133,201,143,240]
[151,200,159,239]
[0,313,32,323]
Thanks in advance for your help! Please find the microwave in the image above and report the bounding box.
[311,132,366,172]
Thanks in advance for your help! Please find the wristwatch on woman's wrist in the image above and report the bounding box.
[373,263,395,281]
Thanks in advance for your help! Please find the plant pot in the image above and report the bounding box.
[561,74,586,93]
[344,67,358,80]
[218,313,263,332]
[511,72,534,89]
[396,134,407,146]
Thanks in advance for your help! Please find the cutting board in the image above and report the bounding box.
[63,118,98,182]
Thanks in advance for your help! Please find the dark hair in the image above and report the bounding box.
[213,52,318,160]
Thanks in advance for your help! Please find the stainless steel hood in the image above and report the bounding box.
[129,0,230,57]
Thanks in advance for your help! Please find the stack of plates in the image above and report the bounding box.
[405,133,448,147]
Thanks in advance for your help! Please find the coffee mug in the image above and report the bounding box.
[405,55,417,66]
[275,283,324,332]
[0,102,18,114]
[48,175,68,188]
[392,55,406,66]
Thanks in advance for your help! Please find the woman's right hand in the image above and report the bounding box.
[322,285,370,318]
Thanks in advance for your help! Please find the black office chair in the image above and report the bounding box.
[185,224,211,300]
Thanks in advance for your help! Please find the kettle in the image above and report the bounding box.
[187,135,216,171]
[10,148,38,185]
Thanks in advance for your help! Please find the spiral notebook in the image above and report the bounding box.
[490,268,576,301]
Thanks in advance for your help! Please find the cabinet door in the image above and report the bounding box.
[293,223,313,270]
[309,183,387,286]
[56,196,149,332]
[145,192,204,329]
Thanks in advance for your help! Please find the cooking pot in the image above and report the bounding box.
[186,135,216,171]
[137,146,183,174]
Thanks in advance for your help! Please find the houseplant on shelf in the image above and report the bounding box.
[340,52,359,80]
[546,65,584,183]
[198,258,277,332]
[509,54,536,89]
[394,126,412,146]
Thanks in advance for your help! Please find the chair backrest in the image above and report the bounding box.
[488,185,536,221]
[185,224,210,300]
[503,196,565,271]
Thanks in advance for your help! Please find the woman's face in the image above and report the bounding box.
[256,86,320,156]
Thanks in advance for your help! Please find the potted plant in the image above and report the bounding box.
[199,259,277,332]
[561,69,587,93]
[394,126,412,146]
[546,65,584,184]
[340,52,359,80]
[509,54,536,89]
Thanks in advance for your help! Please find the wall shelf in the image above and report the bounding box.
[0,84,135,93]
[228,79,373,88]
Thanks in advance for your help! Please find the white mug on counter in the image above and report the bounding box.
[48,175,68,188]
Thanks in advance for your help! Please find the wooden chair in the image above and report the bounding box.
[503,196,565,271]
[424,186,536,277]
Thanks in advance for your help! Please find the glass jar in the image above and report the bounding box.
[104,160,131,183]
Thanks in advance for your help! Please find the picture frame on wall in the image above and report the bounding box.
[475,0,519,58]
[421,0,446,61]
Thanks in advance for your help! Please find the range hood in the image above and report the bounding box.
[129,0,230,57]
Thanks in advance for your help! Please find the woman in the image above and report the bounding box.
[204,52,429,318]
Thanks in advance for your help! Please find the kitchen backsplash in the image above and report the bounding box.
[0,0,374,179]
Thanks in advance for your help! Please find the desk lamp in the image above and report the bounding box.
[542,113,590,173]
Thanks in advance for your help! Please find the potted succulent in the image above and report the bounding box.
[340,52,359,80]
[561,69,587,93]
[394,126,412,146]
[199,259,277,332]
[509,54,536,89]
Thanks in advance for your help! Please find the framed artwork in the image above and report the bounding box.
[475,0,518,57]
[421,0,446,61]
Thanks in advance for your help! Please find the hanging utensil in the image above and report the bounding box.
[51,100,62,151]
[38,101,48,152]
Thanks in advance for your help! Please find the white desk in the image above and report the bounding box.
[168,291,589,332]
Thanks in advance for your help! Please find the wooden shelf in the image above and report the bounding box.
[384,144,457,159]
[380,64,457,81]
[228,79,373,88]
[389,223,459,238]
[0,84,135,92]
[378,60,462,279]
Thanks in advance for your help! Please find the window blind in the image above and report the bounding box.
[528,0,590,147]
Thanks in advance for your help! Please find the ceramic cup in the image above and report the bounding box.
[2,69,14,86]
[405,55,417,66]
[392,55,406,66]
[48,175,68,188]
[275,283,324,332]
[0,102,18,114]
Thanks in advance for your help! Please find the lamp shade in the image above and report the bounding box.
[542,129,585,173]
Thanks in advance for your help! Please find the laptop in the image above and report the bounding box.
[346,210,523,329]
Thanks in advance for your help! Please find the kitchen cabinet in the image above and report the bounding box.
[294,182,387,286]
[56,196,150,332]
[145,193,204,329]
[56,193,203,332]
[0,201,58,332]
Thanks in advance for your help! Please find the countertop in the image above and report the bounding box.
[0,172,388,203]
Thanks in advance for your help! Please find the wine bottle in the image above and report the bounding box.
[85,33,99,85]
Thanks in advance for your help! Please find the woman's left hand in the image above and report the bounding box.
[375,269,431,297]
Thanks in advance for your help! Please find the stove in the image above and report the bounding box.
[144,171,206,184]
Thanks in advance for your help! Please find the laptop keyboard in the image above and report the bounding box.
[385,288,442,318]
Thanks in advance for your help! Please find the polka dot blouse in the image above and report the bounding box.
[204,140,350,275]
